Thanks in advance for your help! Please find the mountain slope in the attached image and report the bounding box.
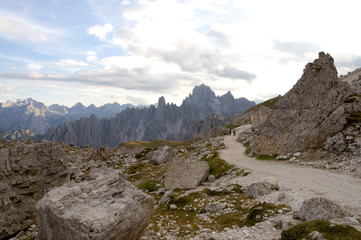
[0,99,136,134]
[250,52,359,155]
[45,84,256,148]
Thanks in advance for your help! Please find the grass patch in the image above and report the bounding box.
[245,95,281,114]
[119,139,197,148]
[201,153,234,179]
[256,154,278,160]
[138,179,159,192]
[225,124,241,130]
[346,112,361,125]
[244,202,288,226]
[281,220,361,240]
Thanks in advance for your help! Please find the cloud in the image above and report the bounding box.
[0,13,56,43]
[27,63,42,71]
[214,66,256,81]
[55,59,88,67]
[336,56,361,70]
[87,23,114,41]
[273,40,320,56]
[207,29,231,47]
[0,85,12,92]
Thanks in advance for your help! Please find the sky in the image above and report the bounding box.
[1,0,361,107]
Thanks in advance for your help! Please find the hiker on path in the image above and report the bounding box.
[232,129,236,136]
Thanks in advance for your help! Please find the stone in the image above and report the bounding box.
[246,181,272,198]
[164,159,209,190]
[297,198,348,221]
[148,146,173,165]
[170,204,177,210]
[208,175,216,182]
[261,177,280,190]
[36,168,154,240]
[0,141,69,239]
[205,203,227,213]
[309,231,326,240]
[354,167,361,178]
[293,152,301,157]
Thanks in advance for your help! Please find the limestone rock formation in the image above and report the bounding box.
[148,146,173,165]
[252,52,356,155]
[36,168,154,240]
[164,159,209,190]
[297,198,348,221]
[45,85,255,148]
[0,141,69,239]
[0,98,134,135]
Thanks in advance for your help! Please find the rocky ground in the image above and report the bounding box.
[3,131,361,240]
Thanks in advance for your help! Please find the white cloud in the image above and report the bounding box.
[121,0,131,6]
[55,59,88,67]
[27,63,43,71]
[0,85,13,92]
[86,51,98,63]
[0,12,56,43]
[87,23,114,41]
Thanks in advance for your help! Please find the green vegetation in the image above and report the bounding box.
[138,179,160,192]
[200,153,234,179]
[281,220,361,240]
[225,123,241,130]
[346,112,361,125]
[119,139,197,148]
[148,187,289,238]
[256,154,278,160]
[344,94,361,103]
[245,95,282,114]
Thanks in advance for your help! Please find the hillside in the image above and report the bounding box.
[44,84,255,148]
[0,98,136,135]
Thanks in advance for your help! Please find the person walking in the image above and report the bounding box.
[232,129,236,136]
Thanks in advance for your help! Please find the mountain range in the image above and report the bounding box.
[0,98,136,134]
[45,84,256,148]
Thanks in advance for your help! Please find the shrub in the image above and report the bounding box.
[281,220,361,240]
[138,179,159,192]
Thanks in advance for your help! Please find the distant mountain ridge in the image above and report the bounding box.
[0,98,136,134]
[45,84,256,148]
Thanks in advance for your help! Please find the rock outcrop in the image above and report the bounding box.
[164,159,209,190]
[36,168,154,240]
[252,52,357,155]
[297,198,348,221]
[0,141,69,239]
[45,85,255,148]
[148,146,173,165]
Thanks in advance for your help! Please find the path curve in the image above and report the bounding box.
[220,135,361,213]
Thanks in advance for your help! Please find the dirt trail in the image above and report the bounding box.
[220,135,361,214]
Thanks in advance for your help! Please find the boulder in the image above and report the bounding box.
[36,168,154,240]
[205,202,227,213]
[309,231,326,240]
[0,141,69,239]
[164,159,209,190]
[261,177,280,190]
[246,181,272,198]
[297,198,348,221]
[148,146,173,165]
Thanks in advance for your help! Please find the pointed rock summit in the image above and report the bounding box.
[252,52,356,155]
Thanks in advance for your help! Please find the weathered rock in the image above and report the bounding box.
[297,198,348,221]
[250,106,272,127]
[252,52,356,155]
[148,146,173,165]
[0,141,69,239]
[164,159,209,190]
[246,181,272,198]
[205,202,227,213]
[261,177,280,190]
[36,168,154,240]
[309,231,326,240]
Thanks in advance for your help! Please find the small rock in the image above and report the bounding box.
[262,177,279,190]
[246,181,272,198]
[170,204,177,210]
[293,152,301,157]
[208,175,216,182]
[309,231,326,240]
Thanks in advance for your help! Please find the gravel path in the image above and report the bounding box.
[220,135,361,214]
